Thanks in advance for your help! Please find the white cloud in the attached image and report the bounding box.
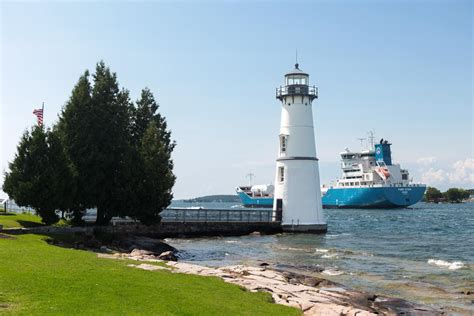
[448,158,474,184]
[417,157,437,166]
[420,158,474,187]
[421,168,446,185]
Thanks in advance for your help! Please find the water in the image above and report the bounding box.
[166,201,474,314]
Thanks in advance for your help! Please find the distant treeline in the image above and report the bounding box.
[424,187,472,203]
[182,195,240,203]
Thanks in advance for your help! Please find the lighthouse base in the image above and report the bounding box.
[281,223,327,234]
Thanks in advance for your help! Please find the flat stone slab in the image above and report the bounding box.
[127,263,170,271]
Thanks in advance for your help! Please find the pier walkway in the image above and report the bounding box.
[3,208,283,238]
[161,208,274,223]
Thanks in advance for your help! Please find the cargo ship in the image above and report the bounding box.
[236,184,274,208]
[236,139,426,208]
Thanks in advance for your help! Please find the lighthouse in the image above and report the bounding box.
[273,63,327,233]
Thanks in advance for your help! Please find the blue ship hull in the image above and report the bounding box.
[322,186,426,208]
[236,191,274,208]
[237,186,426,208]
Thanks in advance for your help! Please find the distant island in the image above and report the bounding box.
[424,187,473,203]
[179,195,241,203]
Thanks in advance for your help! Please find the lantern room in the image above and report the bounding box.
[276,63,318,101]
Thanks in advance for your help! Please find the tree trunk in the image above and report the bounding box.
[71,208,85,226]
[95,206,112,225]
[95,206,106,225]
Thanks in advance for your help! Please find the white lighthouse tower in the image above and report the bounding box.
[273,63,327,233]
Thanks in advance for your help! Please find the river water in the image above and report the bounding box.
[166,201,474,314]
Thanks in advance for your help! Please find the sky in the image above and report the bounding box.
[1,0,472,199]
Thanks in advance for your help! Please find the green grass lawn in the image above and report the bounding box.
[0,213,44,228]
[0,231,300,315]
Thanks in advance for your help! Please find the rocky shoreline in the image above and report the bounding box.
[87,236,444,316]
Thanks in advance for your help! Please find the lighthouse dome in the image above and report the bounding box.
[284,63,309,86]
[285,63,308,76]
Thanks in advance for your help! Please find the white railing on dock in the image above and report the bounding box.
[162,208,274,223]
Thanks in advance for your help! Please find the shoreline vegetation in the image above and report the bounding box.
[0,213,447,315]
[423,187,472,203]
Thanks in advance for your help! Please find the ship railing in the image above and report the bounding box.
[162,208,274,223]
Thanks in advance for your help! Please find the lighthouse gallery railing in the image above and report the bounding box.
[276,85,318,99]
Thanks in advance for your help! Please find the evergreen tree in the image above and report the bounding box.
[3,127,72,225]
[58,61,132,225]
[127,88,176,224]
[47,129,76,221]
[132,88,175,154]
[101,88,136,220]
[131,121,176,224]
[57,70,93,224]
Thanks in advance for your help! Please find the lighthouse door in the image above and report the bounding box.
[275,199,283,222]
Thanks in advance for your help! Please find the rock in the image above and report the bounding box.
[259,262,270,267]
[289,278,299,285]
[99,246,112,253]
[127,263,170,271]
[157,251,177,261]
[249,231,261,236]
[458,289,472,295]
[127,245,138,252]
[83,237,101,249]
[276,263,324,274]
[373,297,443,315]
[74,241,85,249]
[119,236,176,255]
[130,248,154,257]
[97,253,117,259]
[302,277,323,287]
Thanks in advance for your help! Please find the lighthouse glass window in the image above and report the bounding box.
[278,167,285,183]
[280,135,287,153]
[287,75,308,85]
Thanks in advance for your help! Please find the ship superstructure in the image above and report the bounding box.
[321,139,426,208]
[331,141,408,189]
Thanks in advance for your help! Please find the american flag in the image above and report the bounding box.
[33,108,44,127]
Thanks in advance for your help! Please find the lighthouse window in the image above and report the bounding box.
[286,75,306,85]
[278,166,285,182]
[280,135,288,153]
